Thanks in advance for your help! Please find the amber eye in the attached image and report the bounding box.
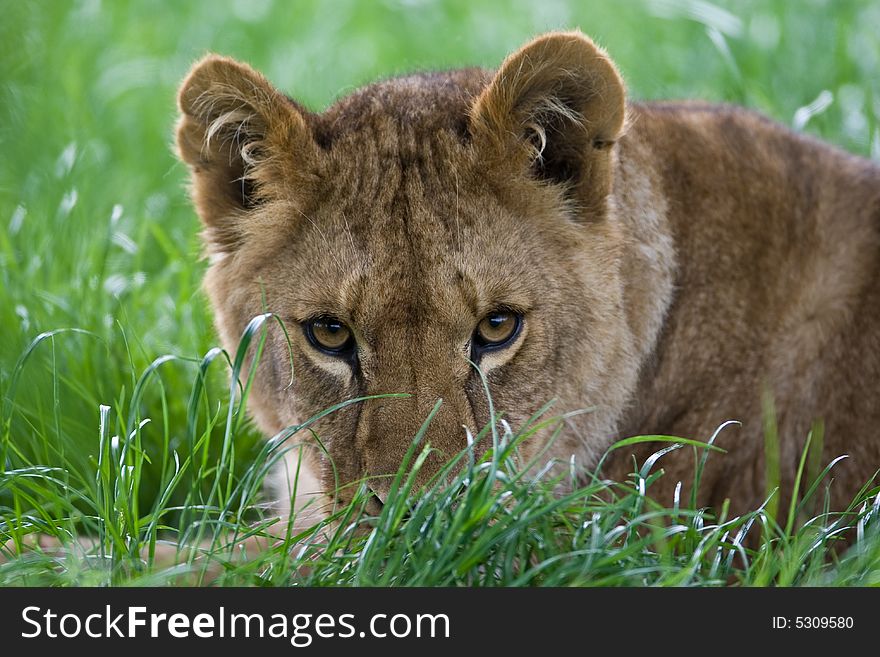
[305,317,354,355]
[473,311,522,351]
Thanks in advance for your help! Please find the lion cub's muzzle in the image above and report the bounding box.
[350,391,479,510]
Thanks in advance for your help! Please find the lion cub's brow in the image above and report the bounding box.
[282,130,542,333]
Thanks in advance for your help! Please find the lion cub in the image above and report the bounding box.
[176,31,880,524]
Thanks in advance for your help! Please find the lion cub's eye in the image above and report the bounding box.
[473,311,522,351]
[305,317,354,355]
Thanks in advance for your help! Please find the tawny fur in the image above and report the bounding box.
[175,31,880,528]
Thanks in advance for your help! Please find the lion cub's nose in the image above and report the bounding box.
[368,480,390,508]
[365,488,385,515]
[370,486,387,505]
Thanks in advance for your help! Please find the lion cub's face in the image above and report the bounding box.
[176,33,629,506]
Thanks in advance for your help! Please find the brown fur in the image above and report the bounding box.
[175,31,880,526]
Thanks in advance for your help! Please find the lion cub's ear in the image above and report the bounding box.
[470,31,626,219]
[176,55,319,250]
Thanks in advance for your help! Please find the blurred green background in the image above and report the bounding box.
[1,0,878,510]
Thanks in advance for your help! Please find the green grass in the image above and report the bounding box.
[2,0,879,586]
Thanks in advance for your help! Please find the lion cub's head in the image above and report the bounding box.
[176,32,633,509]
